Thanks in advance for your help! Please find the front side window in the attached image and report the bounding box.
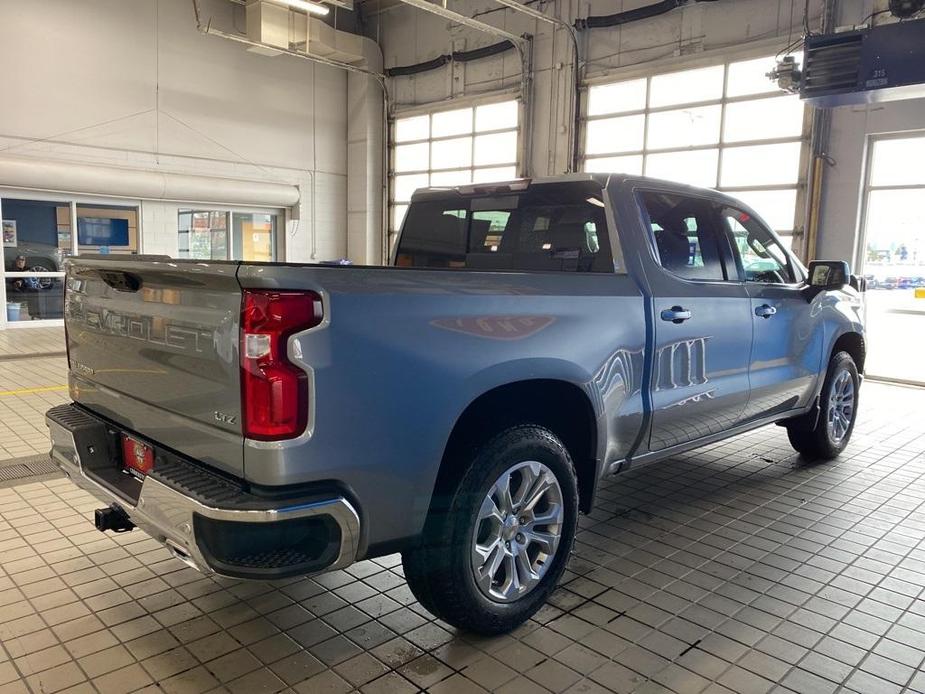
[395,182,613,273]
[638,192,726,281]
[720,206,796,284]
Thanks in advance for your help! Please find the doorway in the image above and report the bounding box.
[859,133,925,385]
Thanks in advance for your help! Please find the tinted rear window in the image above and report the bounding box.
[395,182,614,273]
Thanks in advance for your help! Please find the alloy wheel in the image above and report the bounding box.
[470,460,564,603]
[827,369,855,443]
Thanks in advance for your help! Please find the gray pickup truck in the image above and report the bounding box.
[47,174,865,633]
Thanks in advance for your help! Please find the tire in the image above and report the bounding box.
[402,425,579,634]
[787,351,859,460]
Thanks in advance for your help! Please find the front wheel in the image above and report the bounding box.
[787,351,860,460]
[402,425,578,634]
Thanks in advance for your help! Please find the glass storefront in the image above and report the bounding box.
[1,195,139,327]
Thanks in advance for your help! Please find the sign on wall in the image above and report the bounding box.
[2,220,16,247]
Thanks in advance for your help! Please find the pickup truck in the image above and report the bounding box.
[46,174,865,634]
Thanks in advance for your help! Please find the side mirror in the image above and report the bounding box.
[807,260,849,290]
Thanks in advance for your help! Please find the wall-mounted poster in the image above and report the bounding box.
[2,220,16,247]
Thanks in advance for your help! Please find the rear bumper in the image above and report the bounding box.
[45,404,360,580]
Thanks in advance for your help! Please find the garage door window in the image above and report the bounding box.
[584,54,807,248]
[390,100,520,239]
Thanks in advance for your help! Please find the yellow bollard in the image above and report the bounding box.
[916,288,925,299]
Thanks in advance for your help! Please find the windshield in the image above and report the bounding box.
[395,182,614,273]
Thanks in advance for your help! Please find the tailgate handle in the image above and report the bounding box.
[98,270,142,292]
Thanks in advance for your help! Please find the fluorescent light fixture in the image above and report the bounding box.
[586,197,605,208]
[269,0,329,16]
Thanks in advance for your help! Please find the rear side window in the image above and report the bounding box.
[395,182,615,272]
[638,191,727,281]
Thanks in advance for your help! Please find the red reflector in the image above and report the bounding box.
[241,290,323,441]
[121,435,154,478]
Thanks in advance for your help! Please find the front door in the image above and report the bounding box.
[636,191,754,452]
[718,205,822,420]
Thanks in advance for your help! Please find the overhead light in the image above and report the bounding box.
[269,0,329,16]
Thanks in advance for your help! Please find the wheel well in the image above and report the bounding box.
[832,332,865,373]
[434,380,599,514]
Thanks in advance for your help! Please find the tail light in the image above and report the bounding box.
[241,290,323,441]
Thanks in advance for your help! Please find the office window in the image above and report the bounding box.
[390,100,520,235]
[178,210,278,261]
[584,54,807,248]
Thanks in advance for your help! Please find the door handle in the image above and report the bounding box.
[661,306,692,324]
[755,304,777,319]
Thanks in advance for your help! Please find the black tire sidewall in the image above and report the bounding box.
[447,426,579,627]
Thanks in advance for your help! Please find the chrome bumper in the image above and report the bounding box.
[46,405,360,579]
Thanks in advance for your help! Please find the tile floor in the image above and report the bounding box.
[0,329,923,693]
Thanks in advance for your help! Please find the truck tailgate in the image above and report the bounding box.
[65,258,244,477]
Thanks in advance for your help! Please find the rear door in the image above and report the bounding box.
[636,190,754,452]
[718,205,822,420]
[65,257,244,477]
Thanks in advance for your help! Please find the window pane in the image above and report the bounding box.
[392,204,408,231]
[730,189,798,231]
[870,137,925,187]
[639,192,725,281]
[430,169,473,186]
[2,199,72,272]
[647,105,721,149]
[722,207,795,283]
[865,189,925,254]
[395,115,429,142]
[475,101,517,131]
[184,209,229,260]
[646,149,720,188]
[431,107,472,137]
[431,137,472,170]
[233,212,276,262]
[586,114,645,155]
[393,173,430,202]
[721,142,801,187]
[588,79,647,116]
[649,65,724,107]
[726,56,778,97]
[473,166,518,183]
[723,95,804,143]
[474,131,517,166]
[76,204,139,255]
[4,274,65,321]
[394,142,429,172]
[584,155,644,175]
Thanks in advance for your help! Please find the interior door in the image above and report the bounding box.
[637,191,754,452]
[719,205,822,420]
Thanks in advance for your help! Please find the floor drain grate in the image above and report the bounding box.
[0,455,63,487]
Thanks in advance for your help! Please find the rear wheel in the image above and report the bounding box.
[402,425,578,634]
[787,351,859,459]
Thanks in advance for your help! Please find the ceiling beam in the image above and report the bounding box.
[396,0,528,47]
